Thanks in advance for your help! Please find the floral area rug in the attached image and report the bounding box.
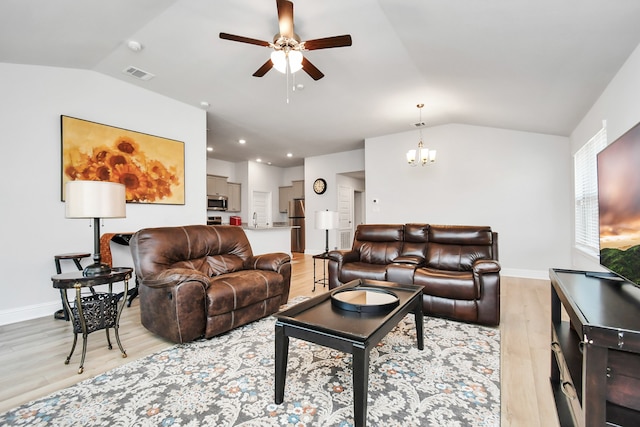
[1,306,500,426]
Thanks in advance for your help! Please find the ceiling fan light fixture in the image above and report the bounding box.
[270,49,303,74]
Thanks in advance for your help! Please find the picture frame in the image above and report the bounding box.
[61,115,185,205]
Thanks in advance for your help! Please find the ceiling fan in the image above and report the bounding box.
[219,0,352,81]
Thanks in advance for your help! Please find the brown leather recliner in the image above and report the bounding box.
[328,224,500,326]
[130,225,291,343]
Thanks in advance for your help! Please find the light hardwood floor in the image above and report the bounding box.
[0,254,560,425]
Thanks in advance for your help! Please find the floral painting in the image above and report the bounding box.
[61,116,185,204]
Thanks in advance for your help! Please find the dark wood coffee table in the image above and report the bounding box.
[274,279,424,427]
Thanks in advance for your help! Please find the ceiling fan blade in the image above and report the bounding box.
[301,57,324,81]
[304,35,353,51]
[253,59,274,77]
[219,32,270,47]
[277,0,294,39]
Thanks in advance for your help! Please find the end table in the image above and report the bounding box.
[51,267,132,374]
[312,252,330,292]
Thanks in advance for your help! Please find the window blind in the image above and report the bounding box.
[574,122,607,255]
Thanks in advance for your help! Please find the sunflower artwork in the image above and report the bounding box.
[61,116,185,204]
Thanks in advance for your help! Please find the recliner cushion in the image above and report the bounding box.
[206,270,284,316]
[340,262,387,282]
[426,243,492,271]
[352,225,404,264]
[426,225,493,271]
[414,267,479,300]
[171,254,245,277]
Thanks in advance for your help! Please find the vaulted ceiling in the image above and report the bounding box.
[3,0,640,166]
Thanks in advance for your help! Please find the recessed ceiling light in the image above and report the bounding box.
[200,101,210,109]
[256,158,262,162]
[239,139,246,144]
[207,146,213,152]
[287,153,293,157]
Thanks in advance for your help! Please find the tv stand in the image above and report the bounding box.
[549,269,640,426]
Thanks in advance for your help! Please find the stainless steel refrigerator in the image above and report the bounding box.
[288,198,305,253]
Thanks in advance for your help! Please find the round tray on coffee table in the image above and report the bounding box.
[331,287,399,314]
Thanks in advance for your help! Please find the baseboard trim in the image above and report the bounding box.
[0,300,62,326]
[500,268,549,280]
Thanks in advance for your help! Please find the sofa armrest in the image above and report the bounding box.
[328,250,359,288]
[328,249,358,264]
[139,268,210,289]
[473,259,501,326]
[473,259,501,275]
[248,252,291,272]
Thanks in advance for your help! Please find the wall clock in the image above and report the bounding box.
[313,178,327,195]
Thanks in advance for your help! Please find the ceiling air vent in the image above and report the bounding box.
[123,66,155,81]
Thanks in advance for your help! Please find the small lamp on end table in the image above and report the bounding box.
[315,210,339,254]
[312,210,339,292]
[65,180,126,277]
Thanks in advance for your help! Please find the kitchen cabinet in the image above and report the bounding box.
[207,175,228,196]
[279,186,293,213]
[292,180,304,199]
[227,182,241,212]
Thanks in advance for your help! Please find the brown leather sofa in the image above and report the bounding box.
[130,225,291,343]
[328,224,500,326]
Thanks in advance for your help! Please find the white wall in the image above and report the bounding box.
[247,161,285,225]
[207,158,238,181]
[281,165,304,186]
[206,159,304,224]
[304,149,365,253]
[0,63,206,325]
[570,43,640,271]
[365,124,572,278]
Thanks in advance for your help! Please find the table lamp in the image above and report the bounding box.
[65,180,126,276]
[315,210,339,254]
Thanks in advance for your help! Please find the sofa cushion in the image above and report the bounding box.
[340,262,387,282]
[426,225,493,271]
[206,270,284,316]
[399,223,428,262]
[353,224,404,264]
[414,267,479,300]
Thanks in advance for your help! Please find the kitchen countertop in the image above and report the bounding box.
[241,225,298,230]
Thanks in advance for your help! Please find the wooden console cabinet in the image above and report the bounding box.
[549,269,640,426]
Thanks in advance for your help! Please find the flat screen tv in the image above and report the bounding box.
[597,120,640,285]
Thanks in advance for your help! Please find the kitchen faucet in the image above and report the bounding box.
[253,212,257,228]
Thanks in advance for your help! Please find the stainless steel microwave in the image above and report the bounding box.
[207,195,228,211]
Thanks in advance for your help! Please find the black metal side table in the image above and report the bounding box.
[51,267,132,374]
[312,252,330,292]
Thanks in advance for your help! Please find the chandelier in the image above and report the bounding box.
[406,103,436,166]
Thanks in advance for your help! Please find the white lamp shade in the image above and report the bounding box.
[271,50,287,73]
[315,210,339,230]
[65,180,126,218]
[406,149,416,163]
[288,50,303,73]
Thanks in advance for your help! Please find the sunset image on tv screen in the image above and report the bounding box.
[598,122,640,284]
